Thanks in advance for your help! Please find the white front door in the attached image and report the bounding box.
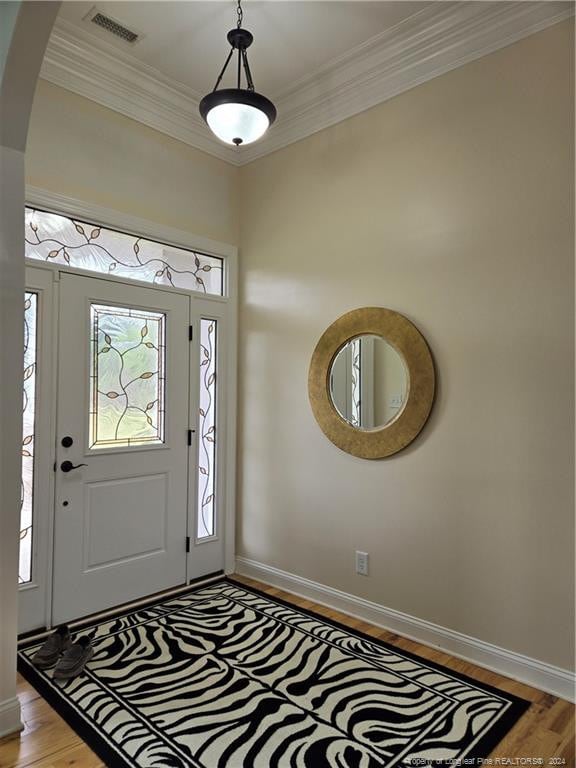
[52,273,190,624]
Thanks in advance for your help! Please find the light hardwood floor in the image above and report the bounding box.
[1,574,574,767]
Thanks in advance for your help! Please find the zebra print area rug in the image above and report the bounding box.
[19,579,529,767]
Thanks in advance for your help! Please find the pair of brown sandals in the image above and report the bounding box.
[31,625,94,680]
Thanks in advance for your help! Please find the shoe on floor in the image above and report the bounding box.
[53,636,94,681]
[31,625,71,669]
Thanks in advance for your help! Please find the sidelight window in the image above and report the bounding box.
[20,293,38,584]
[197,319,217,539]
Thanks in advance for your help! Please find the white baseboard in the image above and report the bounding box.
[0,697,23,740]
[235,556,575,702]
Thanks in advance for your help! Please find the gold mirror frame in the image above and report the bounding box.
[308,308,435,459]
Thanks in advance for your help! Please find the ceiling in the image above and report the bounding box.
[57,2,431,99]
[42,1,574,165]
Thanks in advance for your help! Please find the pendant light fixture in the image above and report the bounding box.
[199,0,276,147]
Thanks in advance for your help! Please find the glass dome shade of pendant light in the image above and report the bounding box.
[200,88,276,146]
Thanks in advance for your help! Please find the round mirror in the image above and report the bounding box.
[329,335,408,429]
[308,307,435,459]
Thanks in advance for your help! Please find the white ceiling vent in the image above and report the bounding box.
[84,7,142,45]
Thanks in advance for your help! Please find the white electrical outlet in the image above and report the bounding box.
[355,551,369,576]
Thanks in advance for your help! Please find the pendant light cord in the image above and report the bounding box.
[236,0,244,88]
[212,48,234,92]
[211,0,255,93]
[242,49,255,91]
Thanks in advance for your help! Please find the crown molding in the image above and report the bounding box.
[240,1,574,163]
[40,2,574,167]
[40,18,239,164]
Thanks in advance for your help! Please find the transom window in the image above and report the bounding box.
[25,207,224,296]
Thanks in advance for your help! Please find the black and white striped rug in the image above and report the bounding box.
[19,580,528,767]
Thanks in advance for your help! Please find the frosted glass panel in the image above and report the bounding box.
[26,207,224,295]
[20,293,37,584]
[90,304,166,449]
[197,319,217,539]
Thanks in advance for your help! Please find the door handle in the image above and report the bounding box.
[60,460,88,473]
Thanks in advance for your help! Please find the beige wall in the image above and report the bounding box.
[23,22,574,671]
[26,80,239,245]
[238,22,574,670]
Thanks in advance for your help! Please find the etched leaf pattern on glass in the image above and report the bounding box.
[90,305,166,449]
[198,320,217,539]
[26,208,224,295]
[20,293,37,584]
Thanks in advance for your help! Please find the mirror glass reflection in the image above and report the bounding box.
[329,335,408,429]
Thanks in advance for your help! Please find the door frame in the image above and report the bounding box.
[20,188,238,632]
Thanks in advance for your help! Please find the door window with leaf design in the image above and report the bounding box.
[89,304,167,450]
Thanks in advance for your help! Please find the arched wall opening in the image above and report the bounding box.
[0,0,60,737]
